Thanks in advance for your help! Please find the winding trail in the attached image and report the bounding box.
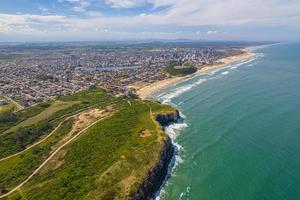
[0,113,113,199]
[0,94,24,111]
[0,105,99,161]
[0,116,72,162]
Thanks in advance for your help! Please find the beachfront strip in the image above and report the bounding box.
[0,43,244,107]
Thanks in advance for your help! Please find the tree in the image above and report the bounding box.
[0,111,17,123]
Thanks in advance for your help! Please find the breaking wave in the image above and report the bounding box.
[221,71,230,75]
[160,78,208,104]
[158,53,264,104]
[155,119,188,200]
[155,51,264,200]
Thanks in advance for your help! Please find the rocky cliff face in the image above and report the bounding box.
[129,137,174,200]
[155,110,180,126]
[129,110,180,200]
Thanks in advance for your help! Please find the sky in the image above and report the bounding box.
[0,0,300,42]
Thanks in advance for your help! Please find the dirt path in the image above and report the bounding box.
[147,104,164,141]
[0,95,24,111]
[0,106,104,162]
[0,117,72,162]
[0,113,113,199]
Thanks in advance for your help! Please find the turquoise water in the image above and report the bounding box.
[155,43,300,200]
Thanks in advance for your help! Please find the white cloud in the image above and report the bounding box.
[54,0,300,27]
[72,6,86,12]
[0,13,68,34]
[38,6,49,12]
[207,30,219,35]
[1,0,300,40]
[58,0,92,12]
[104,0,147,8]
[85,11,102,17]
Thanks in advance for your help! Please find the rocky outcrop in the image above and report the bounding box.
[155,110,180,126]
[129,109,180,200]
[129,137,174,200]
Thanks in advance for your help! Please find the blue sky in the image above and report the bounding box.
[0,0,299,42]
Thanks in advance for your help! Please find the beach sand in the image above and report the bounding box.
[136,49,256,100]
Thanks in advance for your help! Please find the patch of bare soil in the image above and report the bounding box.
[140,129,152,137]
[43,108,112,173]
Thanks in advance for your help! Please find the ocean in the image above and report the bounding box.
[154,43,300,200]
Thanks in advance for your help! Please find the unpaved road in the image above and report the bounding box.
[0,113,113,199]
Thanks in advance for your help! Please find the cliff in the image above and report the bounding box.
[129,137,174,200]
[129,109,180,200]
[155,110,180,126]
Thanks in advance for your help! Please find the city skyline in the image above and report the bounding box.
[0,0,300,42]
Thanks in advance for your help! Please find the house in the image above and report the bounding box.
[0,100,7,105]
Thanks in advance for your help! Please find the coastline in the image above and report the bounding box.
[136,49,256,199]
[137,49,256,100]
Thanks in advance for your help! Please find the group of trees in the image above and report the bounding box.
[164,61,197,76]
[0,111,17,123]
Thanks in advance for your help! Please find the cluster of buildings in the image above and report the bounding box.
[0,100,7,106]
[0,44,241,107]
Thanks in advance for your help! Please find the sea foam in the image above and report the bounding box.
[158,53,264,104]
[160,78,208,104]
[155,116,188,200]
[221,71,230,75]
[155,51,264,199]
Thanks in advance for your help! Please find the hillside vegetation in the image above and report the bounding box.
[0,89,117,159]
[0,89,176,200]
[165,61,197,76]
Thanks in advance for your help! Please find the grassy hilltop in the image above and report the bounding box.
[0,88,176,200]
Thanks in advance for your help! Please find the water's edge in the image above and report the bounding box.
[152,47,265,199]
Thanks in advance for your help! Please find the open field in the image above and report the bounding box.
[0,105,14,113]
[0,95,23,111]
[0,107,113,196]
[0,118,75,194]
[0,88,120,159]
[0,96,16,114]
[0,103,51,134]
[5,100,78,133]
[2,99,175,200]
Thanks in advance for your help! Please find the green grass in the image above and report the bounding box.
[0,118,75,195]
[0,105,14,113]
[5,101,78,133]
[165,62,197,76]
[0,89,174,200]
[5,100,171,200]
[0,88,121,159]
[0,88,113,135]
[0,102,51,134]
[148,101,176,114]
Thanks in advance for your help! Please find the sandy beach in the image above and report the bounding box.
[136,49,256,100]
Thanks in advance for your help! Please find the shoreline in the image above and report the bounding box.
[137,49,256,198]
[144,49,257,199]
[137,49,256,100]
